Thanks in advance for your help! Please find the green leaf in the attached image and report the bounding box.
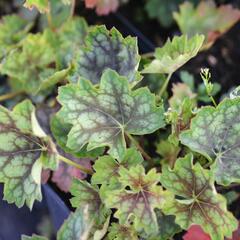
[1,31,67,95]
[50,113,104,158]
[57,17,88,67]
[70,179,109,225]
[57,206,94,240]
[148,211,181,240]
[24,0,49,13]
[105,165,172,235]
[57,69,165,159]
[160,154,238,240]
[180,98,240,185]
[173,1,240,50]
[142,35,204,74]
[71,25,140,84]
[0,100,57,209]
[145,0,196,27]
[22,235,48,240]
[92,148,143,188]
[0,15,32,59]
[107,223,138,240]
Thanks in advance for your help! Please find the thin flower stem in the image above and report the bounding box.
[126,133,153,164]
[210,95,217,107]
[158,73,172,99]
[58,155,93,175]
[0,90,24,102]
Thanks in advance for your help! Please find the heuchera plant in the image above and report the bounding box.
[0,0,239,239]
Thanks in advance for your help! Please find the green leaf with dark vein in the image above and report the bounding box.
[180,98,240,185]
[57,17,88,67]
[104,165,172,235]
[22,235,48,240]
[57,69,165,159]
[142,35,204,74]
[24,0,49,13]
[70,25,140,84]
[148,211,181,240]
[92,148,143,188]
[107,223,138,240]
[160,154,238,240]
[57,206,94,240]
[0,100,58,209]
[50,114,104,158]
[1,30,67,95]
[0,15,32,59]
[70,179,109,225]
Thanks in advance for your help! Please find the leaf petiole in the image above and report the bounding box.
[125,132,153,164]
[58,154,93,175]
[158,73,172,98]
[0,90,24,102]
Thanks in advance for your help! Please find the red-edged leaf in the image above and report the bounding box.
[227,222,240,240]
[183,225,211,240]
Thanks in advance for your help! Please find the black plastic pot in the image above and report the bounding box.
[0,184,70,240]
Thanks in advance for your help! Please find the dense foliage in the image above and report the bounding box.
[0,0,240,239]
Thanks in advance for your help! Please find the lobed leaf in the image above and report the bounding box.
[0,100,57,209]
[105,165,172,235]
[71,25,140,84]
[52,157,91,192]
[160,154,238,240]
[50,114,104,158]
[57,206,93,240]
[70,179,109,225]
[0,15,32,59]
[173,1,240,49]
[24,0,49,13]
[92,148,143,188]
[107,223,138,240]
[1,31,68,95]
[57,69,165,159]
[84,0,124,15]
[142,34,204,74]
[180,98,240,185]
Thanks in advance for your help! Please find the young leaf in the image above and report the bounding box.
[105,165,172,235]
[22,235,48,240]
[57,206,94,240]
[1,31,67,95]
[173,1,240,50]
[71,25,140,84]
[160,154,238,240]
[107,223,138,240]
[180,98,240,185]
[0,100,57,209]
[70,179,109,225]
[0,15,32,59]
[142,35,204,74]
[24,0,49,13]
[57,69,165,159]
[92,148,143,188]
